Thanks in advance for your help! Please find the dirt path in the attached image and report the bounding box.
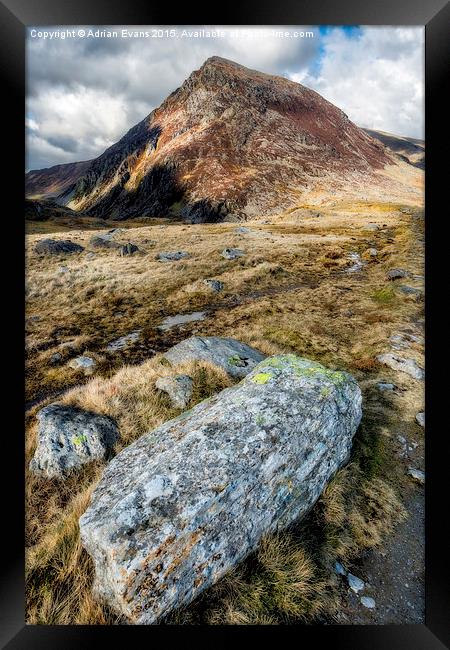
[336,489,424,624]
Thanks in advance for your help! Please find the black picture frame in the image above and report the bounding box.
[2,0,448,647]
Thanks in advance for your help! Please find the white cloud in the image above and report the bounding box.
[294,27,424,139]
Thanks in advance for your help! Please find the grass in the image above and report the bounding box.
[25,200,424,625]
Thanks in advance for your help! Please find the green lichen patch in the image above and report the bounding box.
[72,434,87,446]
[255,355,348,386]
[251,372,273,385]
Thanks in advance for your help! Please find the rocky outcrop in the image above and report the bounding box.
[79,354,362,624]
[30,404,119,479]
[34,239,84,255]
[163,336,266,378]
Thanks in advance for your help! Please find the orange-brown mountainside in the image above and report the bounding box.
[26,57,405,222]
[25,160,93,200]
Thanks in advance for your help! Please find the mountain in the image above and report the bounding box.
[25,160,93,199]
[25,57,418,222]
[362,129,425,169]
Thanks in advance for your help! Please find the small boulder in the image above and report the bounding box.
[377,382,396,392]
[163,336,266,378]
[68,356,97,375]
[415,412,425,428]
[347,573,365,593]
[34,239,84,255]
[203,279,224,293]
[119,243,139,256]
[376,353,424,380]
[89,236,120,249]
[407,467,425,485]
[221,248,245,260]
[334,561,347,576]
[155,375,193,409]
[360,596,376,609]
[234,226,250,234]
[386,268,409,281]
[106,330,142,352]
[157,251,190,262]
[363,223,380,231]
[30,404,119,479]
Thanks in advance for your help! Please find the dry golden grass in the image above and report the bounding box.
[25,200,424,625]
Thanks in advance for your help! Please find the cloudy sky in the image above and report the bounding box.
[26,25,424,171]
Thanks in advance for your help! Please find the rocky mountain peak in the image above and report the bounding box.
[26,57,398,222]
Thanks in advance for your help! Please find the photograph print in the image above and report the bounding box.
[25,24,425,626]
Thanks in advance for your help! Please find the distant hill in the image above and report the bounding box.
[363,129,424,169]
[26,160,93,200]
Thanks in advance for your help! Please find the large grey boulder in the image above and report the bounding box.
[30,404,119,479]
[34,239,84,255]
[79,355,362,624]
[163,336,266,378]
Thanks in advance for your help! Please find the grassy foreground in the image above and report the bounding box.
[25,200,424,624]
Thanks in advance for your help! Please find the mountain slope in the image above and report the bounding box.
[26,57,418,222]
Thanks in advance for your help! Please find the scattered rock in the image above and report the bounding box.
[203,279,224,292]
[85,252,96,260]
[50,352,62,365]
[398,285,423,295]
[386,268,409,281]
[158,312,207,332]
[155,375,193,409]
[221,248,245,260]
[163,336,266,378]
[58,265,70,274]
[415,412,425,428]
[30,404,119,479]
[363,223,380,231]
[234,226,250,234]
[79,354,362,624]
[118,243,139,256]
[389,334,410,350]
[335,561,347,576]
[362,248,378,259]
[34,239,84,255]
[407,467,425,485]
[68,356,97,374]
[89,236,120,249]
[348,573,365,593]
[377,382,396,392]
[360,596,376,609]
[346,252,365,273]
[157,251,190,262]
[106,330,142,352]
[376,353,424,380]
